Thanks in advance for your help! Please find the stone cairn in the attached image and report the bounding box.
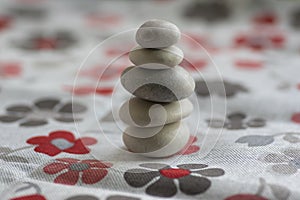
[119,19,195,157]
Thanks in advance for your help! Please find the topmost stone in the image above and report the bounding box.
[136,19,181,48]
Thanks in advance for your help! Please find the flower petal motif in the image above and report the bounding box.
[139,163,169,169]
[179,176,211,195]
[194,168,225,177]
[184,1,231,22]
[291,113,300,124]
[54,117,79,122]
[81,168,108,184]
[195,80,247,98]
[0,16,11,32]
[177,164,208,169]
[26,136,49,144]
[17,31,76,51]
[63,140,91,154]
[56,158,79,163]
[43,158,111,185]
[65,195,99,200]
[10,6,46,18]
[43,162,69,174]
[27,130,97,156]
[207,112,266,130]
[1,155,28,163]
[124,168,160,187]
[20,119,48,127]
[263,153,289,163]
[6,105,32,113]
[272,164,298,175]
[106,195,140,200]
[206,119,227,128]
[82,160,112,168]
[145,177,177,197]
[159,168,190,179]
[33,143,61,156]
[34,98,60,110]
[58,102,87,113]
[283,134,300,143]
[290,158,300,169]
[49,130,75,142]
[54,170,80,185]
[10,194,47,200]
[95,87,114,96]
[180,145,200,155]
[235,135,274,147]
[227,112,245,120]
[80,137,97,146]
[225,194,268,200]
[227,121,246,130]
[246,118,266,127]
[0,115,23,122]
[176,136,200,155]
[235,59,263,69]
[283,148,300,159]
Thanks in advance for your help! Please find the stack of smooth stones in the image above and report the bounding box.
[119,19,195,157]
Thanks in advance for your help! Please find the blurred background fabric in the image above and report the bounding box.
[0,0,300,199]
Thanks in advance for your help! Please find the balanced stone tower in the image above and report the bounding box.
[119,19,195,157]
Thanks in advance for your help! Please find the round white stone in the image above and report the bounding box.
[136,19,181,48]
[123,122,190,158]
[119,97,193,128]
[120,66,195,103]
[129,46,184,69]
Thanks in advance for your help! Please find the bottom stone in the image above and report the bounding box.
[123,121,190,158]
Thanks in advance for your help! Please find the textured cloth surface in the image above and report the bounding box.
[0,0,300,199]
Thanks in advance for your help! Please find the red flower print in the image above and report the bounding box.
[297,83,300,90]
[269,34,285,47]
[234,59,263,69]
[159,168,191,178]
[234,31,285,51]
[27,130,97,156]
[0,62,22,77]
[43,158,112,185]
[64,86,113,96]
[11,194,46,200]
[176,135,200,155]
[95,87,114,95]
[253,13,277,25]
[35,37,57,50]
[292,113,300,124]
[225,194,268,200]
[0,16,12,31]
[86,14,121,27]
[17,31,77,51]
[225,178,290,200]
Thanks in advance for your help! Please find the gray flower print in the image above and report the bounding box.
[0,98,87,127]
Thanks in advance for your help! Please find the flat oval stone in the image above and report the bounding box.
[136,19,181,48]
[119,97,193,128]
[123,122,190,158]
[129,46,183,69]
[120,66,195,102]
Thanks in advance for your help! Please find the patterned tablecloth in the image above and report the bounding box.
[0,0,300,199]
